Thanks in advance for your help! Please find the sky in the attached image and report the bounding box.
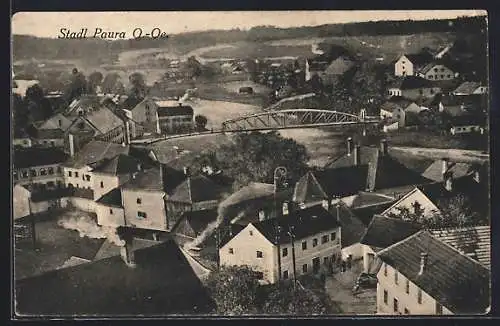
[12,10,487,39]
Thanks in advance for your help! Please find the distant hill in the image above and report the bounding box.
[12,15,486,62]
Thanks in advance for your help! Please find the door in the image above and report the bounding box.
[312,257,320,274]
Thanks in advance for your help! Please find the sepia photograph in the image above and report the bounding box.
[11,10,490,317]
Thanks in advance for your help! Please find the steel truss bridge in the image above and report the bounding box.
[221,109,380,132]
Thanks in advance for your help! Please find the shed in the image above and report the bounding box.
[238,86,254,94]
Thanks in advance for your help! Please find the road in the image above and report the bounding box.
[390,146,489,163]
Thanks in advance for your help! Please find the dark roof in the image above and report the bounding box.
[15,240,214,316]
[120,97,144,111]
[326,145,433,192]
[335,204,368,248]
[168,175,229,204]
[252,205,341,245]
[349,191,396,210]
[404,52,434,66]
[64,141,130,168]
[177,209,219,236]
[157,105,194,117]
[34,128,65,139]
[377,231,490,314]
[122,164,186,194]
[453,81,483,95]
[390,76,435,90]
[92,154,142,175]
[360,215,422,250]
[128,146,158,169]
[430,225,490,269]
[14,147,69,169]
[422,160,474,182]
[293,166,369,203]
[351,203,395,227]
[96,188,122,207]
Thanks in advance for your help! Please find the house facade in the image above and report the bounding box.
[417,64,456,81]
[121,97,161,138]
[394,55,415,77]
[155,101,194,134]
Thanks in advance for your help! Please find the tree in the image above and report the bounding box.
[102,72,121,94]
[65,68,88,103]
[212,131,310,190]
[195,114,208,131]
[24,84,53,121]
[205,265,261,315]
[128,72,147,99]
[25,83,44,103]
[262,283,330,315]
[12,93,30,134]
[88,71,104,93]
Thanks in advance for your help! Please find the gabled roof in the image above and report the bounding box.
[377,230,490,314]
[14,147,69,169]
[122,164,186,193]
[34,128,65,139]
[34,113,72,131]
[167,174,229,204]
[96,188,122,207]
[349,191,396,210]
[63,141,130,168]
[430,225,490,269]
[175,209,219,237]
[422,160,474,182]
[293,166,369,203]
[419,63,454,75]
[360,215,422,250]
[453,81,484,95]
[251,205,341,245]
[335,204,368,248]
[157,105,193,117]
[83,107,124,135]
[15,240,214,315]
[389,76,435,90]
[120,97,144,111]
[402,52,434,66]
[92,154,142,176]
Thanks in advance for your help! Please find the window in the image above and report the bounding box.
[394,270,399,285]
[447,75,451,78]
[249,231,253,236]
[404,308,410,314]
[383,290,388,304]
[75,172,79,177]
[76,184,79,188]
[58,119,62,127]
[255,272,264,280]
[48,167,54,175]
[137,211,147,219]
[228,248,234,254]
[440,75,444,79]
[137,198,142,204]
[417,289,422,304]
[435,302,443,315]
[78,122,85,129]
[13,171,18,180]
[405,279,410,294]
[302,264,308,273]
[384,263,388,276]
[324,257,329,265]
[57,166,62,173]
[47,181,55,188]
[331,232,336,241]
[282,248,288,257]
[100,181,104,188]
[82,175,85,181]
[434,68,438,72]
[68,171,72,177]
[30,169,37,177]
[429,75,433,79]
[39,168,46,176]
[109,208,113,214]
[256,251,263,258]
[302,241,307,250]
[283,270,289,279]
[321,235,329,244]
[313,238,318,247]
[85,175,91,182]
[393,298,399,313]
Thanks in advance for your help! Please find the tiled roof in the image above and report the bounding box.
[430,225,490,269]
[14,147,69,169]
[349,191,396,210]
[122,164,186,193]
[120,97,144,111]
[335,204,368,248]
[83,107,124,135]
[174,209,219,237]
[96,188,122,207]
[252,205,341,245]
[377,231,490,314]
[34,128,65,139]
[453,81,482,95]
[360,215,422,250]
[390,76,435,90]
[64,141,129,168]
[167,175,229,204]
[422,160,474,182]
[326,145,432,192]
[404,52,434,66]
[351,203,395,227]
[92,154,142,175]
[293,166,369,203]
[15,240,214,315]
[157,105,194,117]
[35,113,73,131]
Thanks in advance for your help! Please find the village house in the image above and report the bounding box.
[421,158,482,182]
[379,97,426,128]
[31,129,65,148]
[219,205,342,284]
[34,112,73,132]
[393,51,434,77]
[452,81,488,96]
[155,100,194,134]
[305,55,355,86]
[376,230,490,315]
[13,129,33,148]
[387,76,442,100]
[120,97,161,139]
[416,63,457,81]
[172,209,219,244]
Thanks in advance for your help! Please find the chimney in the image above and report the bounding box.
[473,170,481,183]
[441,158,449,175]
[183,166,190,177]
[120,238,136,267]
[346,137,353,156]
[444,171,453,191]
[418,252,428,275]
[353,145,361,166]
[68,133,75,157]
[137,163,142,171]
[282,202,289,216]
[380,139,388,156]
[335,202,341,223]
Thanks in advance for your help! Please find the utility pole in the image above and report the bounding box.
[28,195,37,251]
[288,225,297,288]
[275,223,282,282]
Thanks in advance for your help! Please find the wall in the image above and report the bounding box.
[14,163,65,189]
[64,166,93,190]
[13,184,70,219]
[131,99,160,134]
[158,115,194,134]
[382,188,440,218]
[96,202,125,227]
[342,242,364,261]
[420,65,455,81]
[395,56,414,77]
[376,262,453,315]
[220,223,277,283]
[13,138,32,148]
[402,87,441,101]
[92,173,130,201]
[32,138,65,148]
[362,244,377,273]
[69,197,96,212]
[122,188,167,231]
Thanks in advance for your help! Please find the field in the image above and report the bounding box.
[220,80,272,95]
[199,42,312,59]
